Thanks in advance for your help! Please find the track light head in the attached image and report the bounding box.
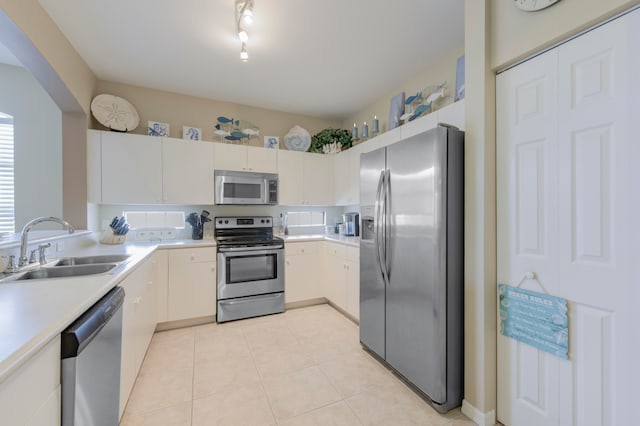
[240,43,249,62]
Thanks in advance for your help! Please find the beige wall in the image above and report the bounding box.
[94,81,341,148]
[462,1,497,423]
[342,46,464,134]
[491,0,640,69]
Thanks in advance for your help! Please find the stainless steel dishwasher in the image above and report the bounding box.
[61,286,125,426]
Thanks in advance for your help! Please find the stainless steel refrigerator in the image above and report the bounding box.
[359,125,464,413]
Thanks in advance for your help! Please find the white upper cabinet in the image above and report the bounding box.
[248,146,278,173]
[399,100,465,140]
[367,127,401,152]
[334,143,366,206]
[101,132,163,204]
[95,131,215,204]
[303,153,335,206]
[87,130,102,203]
[277,150,304,205]
[162,137,215,204]
[214,143,277,173]
[437,99,465,130]
[400,110,439,140]
[277,150,334,205]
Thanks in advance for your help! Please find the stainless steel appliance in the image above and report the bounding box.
[342,212,360,236]
[359,125,464,413]
[215,216,284,322]
[214,170,278,205]
[61,286,125,426]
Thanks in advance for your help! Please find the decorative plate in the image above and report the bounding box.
[284,125,311,151]
[91,94,140,132]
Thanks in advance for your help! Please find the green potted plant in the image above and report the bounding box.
[310,128,353,154]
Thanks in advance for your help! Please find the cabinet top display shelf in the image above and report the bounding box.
[87,100,464,206]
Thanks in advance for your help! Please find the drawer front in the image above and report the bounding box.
[285,241,320,257]
[324,242,347,258]
[217,292,284,322]
[169,247,216,264]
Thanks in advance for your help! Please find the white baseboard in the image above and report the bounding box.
[461,400,497,426]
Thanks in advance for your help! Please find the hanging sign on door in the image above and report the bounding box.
[498,284,569,359]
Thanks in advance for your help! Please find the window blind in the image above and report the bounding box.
[0,113,15,233]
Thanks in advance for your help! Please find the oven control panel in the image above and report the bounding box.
[215,216,272,229]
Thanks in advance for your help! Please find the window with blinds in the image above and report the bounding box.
[0,113,15,233]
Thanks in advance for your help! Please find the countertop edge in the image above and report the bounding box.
[280,234,360,247]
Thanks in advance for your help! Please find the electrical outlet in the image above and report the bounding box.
[135,230,149,241]
[56,242,65,252]
[161,230,176,240]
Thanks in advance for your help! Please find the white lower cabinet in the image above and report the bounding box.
[284,240,359,319]
[284,242,322,303]
[323,243,348,311]
[322,242,360,320]
[152,250,169,323]
[119,256,156,418]
[167,248,217,321]
[345,247,360,320]
[0,336,61,426]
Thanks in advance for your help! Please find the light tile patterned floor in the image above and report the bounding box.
[120,304,474,426]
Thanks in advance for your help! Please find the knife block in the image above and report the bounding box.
[99,228,127,244]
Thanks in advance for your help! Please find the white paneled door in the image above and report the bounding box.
[497,8,639,426]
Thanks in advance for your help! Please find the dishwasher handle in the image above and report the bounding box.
[61,286,125,359]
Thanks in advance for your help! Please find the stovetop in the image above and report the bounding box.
[214,216,281,248]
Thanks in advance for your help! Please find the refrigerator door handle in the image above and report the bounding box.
[374,170,388,285]
[384,169,392,280]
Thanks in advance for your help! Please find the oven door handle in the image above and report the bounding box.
[218,245,284,254]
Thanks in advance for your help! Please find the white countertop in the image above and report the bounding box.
[0,238,216,384]
[279,234,360,247]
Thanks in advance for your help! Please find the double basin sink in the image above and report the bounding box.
[1,254,131,282]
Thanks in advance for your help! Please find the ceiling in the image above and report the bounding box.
[32,0,464,121]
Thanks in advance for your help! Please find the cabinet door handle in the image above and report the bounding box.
[190,255,195,261]
[301,248,305,253]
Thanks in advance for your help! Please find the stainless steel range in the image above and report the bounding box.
[215,216,284,322]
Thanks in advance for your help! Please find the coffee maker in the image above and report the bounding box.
[342,212,360,236]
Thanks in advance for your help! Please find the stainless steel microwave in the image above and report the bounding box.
[214,170,278,205]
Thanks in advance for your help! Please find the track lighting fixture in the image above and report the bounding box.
[236,0,255,61]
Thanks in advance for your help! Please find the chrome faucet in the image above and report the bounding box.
[19,217,75,267]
